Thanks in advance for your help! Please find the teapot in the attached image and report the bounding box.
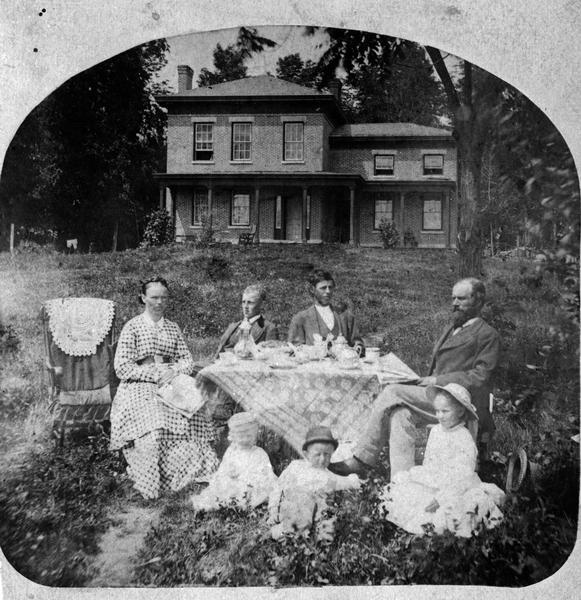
[233,320,256,359]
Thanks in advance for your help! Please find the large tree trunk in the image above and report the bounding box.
[425,50,485,278]
[456,123,483,277]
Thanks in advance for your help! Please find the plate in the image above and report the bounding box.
[336,363,361,371]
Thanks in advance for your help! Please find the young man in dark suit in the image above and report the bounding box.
[330,278,500,479]
[215,284,278,358]
[287,269,364,355]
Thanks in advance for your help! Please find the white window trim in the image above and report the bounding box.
[230,192,251,226]
[422,153,445,177]
[283,121,305,162]
[373,153,396,178]
[190,117,217,123]
[420,149,448,155]
[231,122,253,162]
[228,116,255,122]
[280,115,307,123]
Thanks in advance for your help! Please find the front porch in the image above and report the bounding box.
[154,172,363,246]
[153,173,457,249]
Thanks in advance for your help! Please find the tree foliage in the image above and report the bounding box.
[198,27,276,87]
[283,32,448,126]
[308,26,578,276]
[0,39,170,252]
[275,53,321,88]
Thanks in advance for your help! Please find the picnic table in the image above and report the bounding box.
[196,355,417,456]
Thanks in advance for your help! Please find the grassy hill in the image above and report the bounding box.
[0,244,578,586]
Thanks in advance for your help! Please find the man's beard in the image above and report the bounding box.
[453,308,477,328]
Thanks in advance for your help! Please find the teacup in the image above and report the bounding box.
[365,347,381,363]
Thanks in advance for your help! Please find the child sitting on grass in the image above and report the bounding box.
[191,412,277,511]
[381,383,506,538]
[268,426,360,541]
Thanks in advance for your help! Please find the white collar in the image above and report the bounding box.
[143,312,165,329]
[241,314,261,327]
[453,316,478,334]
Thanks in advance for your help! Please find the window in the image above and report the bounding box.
[423,154,444,175]
[373,194,394,229]
[374,154,395,176]
[231,123,252,161]
[193,123,213,161]
[283,122,304,161]
[423,198,442,230]
[192,189,208,226]
[231,192,250,226]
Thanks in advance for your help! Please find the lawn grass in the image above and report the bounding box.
[0,243,578,587]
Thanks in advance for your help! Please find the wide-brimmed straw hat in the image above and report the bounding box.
[426,383,479,421]
[302,426,339,451]
[228,412,259,434]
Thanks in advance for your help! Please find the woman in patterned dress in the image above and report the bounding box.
[110,277,218,499]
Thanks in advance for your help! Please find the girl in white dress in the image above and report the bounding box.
[381,383,505,538]
[191,412,277,510]
[110,278,218,499]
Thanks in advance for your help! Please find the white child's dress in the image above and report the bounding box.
[381,423,506,537]
[191,444,277,510]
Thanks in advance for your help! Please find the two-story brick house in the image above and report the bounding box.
[154,66,458,248]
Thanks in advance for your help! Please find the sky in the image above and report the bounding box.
[159,26,331,91]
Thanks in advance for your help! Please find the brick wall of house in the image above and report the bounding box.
[167,113,328,173]
[357,190,455,248]
[329,140,457,181]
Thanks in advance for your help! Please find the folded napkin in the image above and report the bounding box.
[156,373,205,418]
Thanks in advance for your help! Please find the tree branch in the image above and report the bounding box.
[425,46,460,111]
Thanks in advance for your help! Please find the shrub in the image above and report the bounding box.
[0,323,20,354]
[378,219,400,249]
[197,214,216,247]
[140,209,174,248]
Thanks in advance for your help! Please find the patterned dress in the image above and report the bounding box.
[381,423,506,537]
[110,313,218,499]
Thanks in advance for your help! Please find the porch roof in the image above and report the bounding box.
[154,171,364,187]
[154,172,455,190]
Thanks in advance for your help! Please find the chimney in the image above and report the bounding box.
[177,65,194,93]
[328,78,342,102]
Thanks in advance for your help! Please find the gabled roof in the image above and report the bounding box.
[331,123,453,139]
[171,75,328,98]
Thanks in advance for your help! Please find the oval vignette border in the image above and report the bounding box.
[0,1,579,600]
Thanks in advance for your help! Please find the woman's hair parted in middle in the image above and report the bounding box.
[139,276,170,304]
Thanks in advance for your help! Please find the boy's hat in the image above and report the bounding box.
[426,383,478,421]
[302,426,339,451]
[228,412,259,433]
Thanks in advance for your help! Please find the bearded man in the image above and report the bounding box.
[330,278,500,479]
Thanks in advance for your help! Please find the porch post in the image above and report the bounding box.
[302,186,308,243]
[159,186,165,211]
[207,184,213,229]
[399,191,405,247]
[349,186,356,246]
[254,186,261,244]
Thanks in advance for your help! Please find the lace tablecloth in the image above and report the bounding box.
[197,360,387,455]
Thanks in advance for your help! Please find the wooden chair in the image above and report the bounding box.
[42,298,118,444]
[238,224,257,247]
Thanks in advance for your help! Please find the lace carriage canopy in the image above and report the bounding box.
[44,298,115,357]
